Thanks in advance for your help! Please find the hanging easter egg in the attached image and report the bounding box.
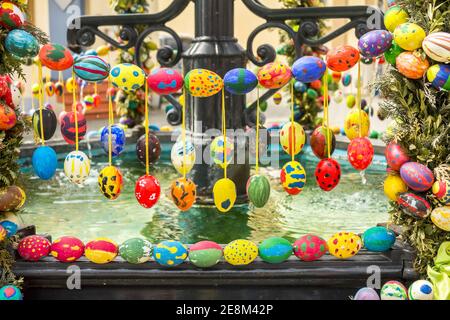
[60,111,87,145]
[347,137,374,171]
[273,92,282,105]
[331,71,342,83]
[280,161,306,196]
[394,23,427,51]
[293,234,328,262]
[258,237,292,264]
[432,180,450,205]
[0,285,22,301]
[384,41,404,66]
[135,175,161,209]
[342,74,352,87]
[171,139,196,175]
[397,192,431,219]
[136,134,161,165]
[96,45,110,56]
[384,6,409,32]
[315,158,341,192]
[385,142,410,171]
[119,238,153,264]
[83,95,94,110]
[184,69,224,97]
[43,82,55,97]
[210,136,234,169]
[224,240,258,266]
[310,80,322,90]
[32,108,57,141]
[10,85,22,108]
[346,95,356,109]
[0,186,25,212]
[100,125,126,157]
[326,45,360,72]
[50,236,85,263]
[306,88,318,99]
[344,110,370,140]
[387,0,397,7]
[279,122,306,156]
[224,68,258,95]
[170,178,197,211]
[327,232,362,259]
[98,166,123,201]
[294,81,307,93]
[380,281,408,300]
[292,56,326,83]
[65,77,76,93]
[147,68,184,95]
[400,162,435,192]
[358,30,393,58]
[0,221,18,238]
[18,235,51,261]
[354,288,380,300]
[74,55,110,82]
[110,63,146,92]
[311,126,336,160]
[422,32,450,63]
[153,240,188,267]
[333,90,344,103]
[257,62,292,89]
[189,241,223,268]
[396,52,429,79]
[0,2,25,30]
[5,29,39,58]
[384,173,408,201]
[39,43,74,71]
[246,175,271,208]
[85,238,118,264]
[408,280,434,300]
[362,226,396,252]
[213,178,237,213]
[0,103,16,131]
[64,151,91,185]
[431,206,450,232]
[427,64,450,91]
[0,225,6,242]
[93,94,101,108]
[32,146,57,180]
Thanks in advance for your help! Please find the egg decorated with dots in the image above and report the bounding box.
[381,281,408,300]
[327,232,362,259]
[18,235,51,261]
[51,236,85,263]
[98,166,124,201]
[110,63,146,93]
[184,69,224,97]
[408,280,434,300]
[394,23,427,51]
[153,240,188,267]
[257,62,292,89]
[147,68,184,95]
[293,234,328,262]
[224,239,259,266]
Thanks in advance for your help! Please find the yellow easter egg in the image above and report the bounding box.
[431,206,450,232]
[384,174,408,201]
[85,238,118,264]
[384,6,410,33]
[98,166,123,201]
[224,240,259,266]
[213,178,237,213]
[279,122,306,156]
[185,69,224,98]
[328,232,362,259]
[110,63,146,93]
[96,45,110,56]
[394,23,427,51]
[66,77,75,94]
[344,109,370,140]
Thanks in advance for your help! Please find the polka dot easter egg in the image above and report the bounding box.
[292,56,326,83]
[326,45,360,72]
[394,23,427,51]
[358,30,393,58]
[385,142,410,171]
[258,237,292,264]
[400,162,435,192]
[257,62,292,89]
[327,232,362,259]
[51,236,85,263]
[135,175,161,209]
[98,166,124,201]
[184,69,224,97]
[18,235,51,261]
[280,161,306,196]
[85,238,118,264]
[409,280,434,300]
[147,68,184,95]
[210,136,234,169]
[347,137,374,171]
[119,238,153,264]
[224,68,258,95]
[279,122,306,156]
[224,240,259,266]
[315,158,341,192]
[293,235,328,262]
[110,63,146,93]
[153,240,188,267]
[381,281,408,300]
[189,241,223,268]
[0,285,22,301]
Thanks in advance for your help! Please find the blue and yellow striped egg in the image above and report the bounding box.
[185,69,224,97]
[213,178,237,213]
[110,63,146,93]
[224,240,259,266]
[427,64,450,91]
[74,55,110,82]
[280,161,306,196]
[153,240,188,267]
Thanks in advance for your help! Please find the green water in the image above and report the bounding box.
[19,151,389,244]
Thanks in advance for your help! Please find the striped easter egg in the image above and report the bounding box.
[60,111,87,145]
[73,55,110,82]
[422,32,450,63]
[398,192,431,219]
[400,162,435,192]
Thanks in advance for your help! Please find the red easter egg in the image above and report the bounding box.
[326,45,360,72]
[18,235,51,261]
[51,236,85,263]
[147,68,184,95]
[257,62,292,89]
[0,103,16,131]
[348,137,374,171]
[396,52,429,79]
[293,234,328,262]
[135,175,161,209]
[309,80,322,90]
[39,43,74,71]
[93,94,101,108]
[0,2,25,30]
[315,158,341,192]
[385,142,410,171]
[311,126,336,160]
[60,111,87,145]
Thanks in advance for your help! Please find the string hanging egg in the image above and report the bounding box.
[64,151,91,185]
[279,122,306,156]
[326,45,360,72]
[210,136,234,169]
[74,55,110,82]
[342,74,352,87]
[54,82,64,97]
[60,111,87,145]
[98,166,123,201]
[136,133,161,165]
[280,161,306,196]
[213,178,237,213]
[257,62,292,89]
[315,158,341,192]
[310,126,336,160]
[39,43,74,71]
[171,138,196,175]
[170,178,197,211]
[147,68,184,95]
[347,137,374,171]
[44,82,55,97]
[135,175,161,209]
[224,68,258,95]
[32,146,58,181]
[184,69,224,97]
[110,63,146,92]
[344,109,370,140]
[246,175,271,208]
[100,125,126,157]
[83,95,94,110]
[292,56,326,83]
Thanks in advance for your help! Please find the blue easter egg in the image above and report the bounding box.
[258,237,292,264]
[292,56,327,83]
[362,227,396,252]
[85,49,98,56]
[358,30,393,58]
[0,285,22,301]
[224,68,258,95]
[100,125,126,157]
[0,221,18,237]
[5,29,39,58]
[32,146,58,180]
[74,55,110,82]
[149,124,160,132]
[342,74,352,87]
[294,81,307,93]
[427,64,450,91]
[153,240,188,267]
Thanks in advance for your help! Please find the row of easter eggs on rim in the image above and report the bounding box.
[354,280,435,301]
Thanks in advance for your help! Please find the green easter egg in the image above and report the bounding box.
[246,175,271,208]
[119,238,153,264]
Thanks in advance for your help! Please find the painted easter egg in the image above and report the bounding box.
[64,151,91,185]
[0,225,6,242]
[210,136,234,169]
[32,108,57,141]
[327,232,362,259]
[381,281,408,300]
[396,52,429,79]
[398,192,431,219]
[363,227,396,252]
[348,138,374,171]
[0,104,16,131]
[32,146,57,180]
[83,95,94,110]
[65,77,76,93]
[51,236,85,263]
[394,23,427,51]
[427,64,450,91]
[346,95,356,109]
[0,2,25,30]
[409,280,434,300]
[292,56,326,83]
[279,122,306,156]
[184,69,223,97]
[18,235,51,261]
[189,241,223,268]
[171,139,196,175]
[315,158,341,192]
[98,166,123,201]
[246,175,271,208]
[147,68,183,95]
[258,237,292,264]
[93,94,101,108]
[224,240,258,266]
[0,285,22,301]
[384,6,409,32]
[432,180,450,205]
[224,68,258,95]
[354,288,380,300]
[136,134,161,165]
[294,81,307,93]
[387,0,397,7]
[135,175,161,209]
[311,126,336,159]
[385,142,410,171]
[170,178,197,211]
[384,41,404,67]
[257,62,292,89]
[39,43,74,71]
[344,109,370,140]
[60,111,87,145]
[306,88,318,99]
[96,45,110,56]
[280,161,306,196]
[384,173,408,201]
[110,63,146,92]
[44,82,55,97]
[0,221,18,238]
[100,125,126,157]
[326,45,360,72]
[74,55,110,82]
[85,238,118,264]
[358,30,393,58]
[431,206,450,232]
[422,32,450,63]
[273,92,282,105]
[0,186,25,212]
[153,240,188,267]
[293,235,328,262]
[119,238,153,264]
[10,85,22,108]
[5,29,39,58]
[334,90,344,103]
[213,178,237,213]
[400,162,435,192]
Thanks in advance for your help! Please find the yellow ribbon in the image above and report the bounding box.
[356,61,363,138]
[108,78,113,167]
[322,69,331,159]
[72,69,79,152]
[145,80,150,176]
[182,88,187,179]
[222,89,227,180]
[255,87,260,174]
[290,81,295,162]
[37,62,45,146]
